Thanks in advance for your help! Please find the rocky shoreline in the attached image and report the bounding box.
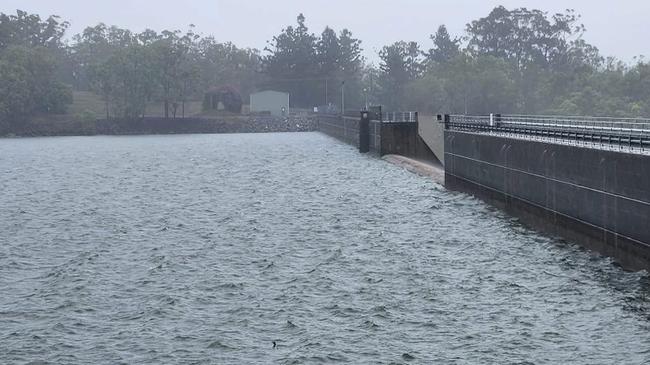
[1,115,318,137]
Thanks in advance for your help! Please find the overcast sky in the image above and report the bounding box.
[2,0,648,63]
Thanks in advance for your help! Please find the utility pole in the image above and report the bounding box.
[363,88,368,110]
[341,80,345,115]
[325,79,328,106]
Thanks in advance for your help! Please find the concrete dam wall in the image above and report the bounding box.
[418,115,446,165]
[381,122,439,162]
[317,114,438,163]
[317,115,381,153]
[445,130,650,270]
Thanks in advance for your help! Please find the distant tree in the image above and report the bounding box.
[338,29,365,109]
[316,27,341,78]
[339,29,363,75]
[0,46,72,127]
[427,25,460,64]
[152,28,200,118]
[0,10,69,51]
[378,41,423,109]
[264,13,319,107]
[102,44,157,119]
[196,37,262,97]
[466,6,586,70]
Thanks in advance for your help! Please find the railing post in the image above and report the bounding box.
[359,110,370,153]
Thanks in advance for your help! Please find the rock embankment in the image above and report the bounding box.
[2,115,318,137]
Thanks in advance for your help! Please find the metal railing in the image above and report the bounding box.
[382,111,418,123]
[440,114,650,152]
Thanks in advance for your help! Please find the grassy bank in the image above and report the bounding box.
[1,92,262,137]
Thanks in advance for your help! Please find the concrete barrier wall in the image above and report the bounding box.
[418,115,445,165]
[369,120,381,152]
[381,122,439,163]
[445,130,650,270]
[317,114,381,154]
[317,115,359,148]
[317,115,438,162]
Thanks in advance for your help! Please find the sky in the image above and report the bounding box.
[2,0,648,64]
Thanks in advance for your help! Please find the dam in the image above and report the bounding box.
[316,111,650,271]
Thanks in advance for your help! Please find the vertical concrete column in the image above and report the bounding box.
[359,111,370,153]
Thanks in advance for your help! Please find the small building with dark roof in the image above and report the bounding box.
[203,86,243,114]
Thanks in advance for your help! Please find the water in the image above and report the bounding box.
[0,133,649,364]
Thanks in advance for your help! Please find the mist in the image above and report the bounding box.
[2,1,650,133]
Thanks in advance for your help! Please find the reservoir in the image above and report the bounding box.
[0,133,649,364]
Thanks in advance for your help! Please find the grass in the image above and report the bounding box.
[67,91,209,118]
[68,91,107,119]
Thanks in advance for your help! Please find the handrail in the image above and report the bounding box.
[441,114,650,153]
[382,111,418,123]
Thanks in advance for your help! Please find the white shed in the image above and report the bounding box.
[250,90,290,116]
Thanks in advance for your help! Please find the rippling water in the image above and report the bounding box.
[1,133,649,364]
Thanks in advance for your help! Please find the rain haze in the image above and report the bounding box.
[2,1,650,364]
[2,0,649,62]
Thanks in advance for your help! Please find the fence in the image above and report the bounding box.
[381,111,418,123]
[440,114,650,152]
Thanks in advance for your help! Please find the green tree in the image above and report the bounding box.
[427,25,460,64]
[0,10,69,51]
[196,38,262,100]
[378,41,423,109]
[152,28,200,118]
[264,13,319,107]
[316,27,340,79]
[0,46,72,128]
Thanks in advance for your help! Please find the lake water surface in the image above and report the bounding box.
[1,133,649,364]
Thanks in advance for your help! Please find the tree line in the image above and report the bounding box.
[2,6,650,132]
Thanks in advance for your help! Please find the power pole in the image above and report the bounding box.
[325,79,328,106]
[341,80,345,115]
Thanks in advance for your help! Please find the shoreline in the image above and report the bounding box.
[0,115,318,138]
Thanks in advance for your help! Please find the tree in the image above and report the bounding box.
[101,44,156,119]
[339,29,363,75]
[0,46,72,127]
[466,6,586,70]
[316,27,340,78]
[0,10,69,51]
[427,25,460,64]
[152,28,200,118]
[264,13,319,107]
[196,37,262,98]
[378,41,423,109]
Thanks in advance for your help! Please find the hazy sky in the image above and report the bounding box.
[2,0,648,63]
